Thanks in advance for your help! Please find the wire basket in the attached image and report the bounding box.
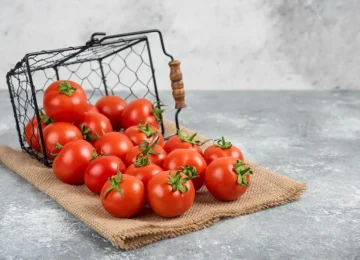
[6,30,186,167]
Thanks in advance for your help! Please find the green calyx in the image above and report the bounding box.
[234,160,253,187]
[167,170,190,193]
[152,101,165,122]
[138,122,157,137]
[90,149,99,161]
[134,153,151,167]
[180,164,199,180]
[39,110,54,125]
[58,81,77,97]
[80,124,100,141]
[102,168,124,198]
[138,135,160,156]
[50,142,63,158]
[214,136,232,149]
[177,129,211,146]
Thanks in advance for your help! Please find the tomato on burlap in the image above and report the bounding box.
[101,170,145,218]
[203,137,244,164]
[43,122,83,159]
[121,98,164,129]
[163,149,207,191]
[163,130,206,154]
[124,122,164,147]
[84,155,126,194]
[205,157,253,201]
[147,170,195,218]
[94,132,133,162]
[52,139,95,185]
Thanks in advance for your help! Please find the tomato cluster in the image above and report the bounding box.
[24,80,253,219]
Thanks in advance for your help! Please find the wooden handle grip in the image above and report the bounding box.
[169,60,186,109]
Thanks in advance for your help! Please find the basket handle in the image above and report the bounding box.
[169,60,186,109]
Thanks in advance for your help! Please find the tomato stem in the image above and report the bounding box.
[80,124,100,141]
[167,170,189,193]
[49,142,63,158]
[90,149,98,161]
[214,136,232,149]
[138,136,160,156]
[233,160,253,187]
[180,164,199,181]
[177,129,212,146]
[152,102,165,122]
[134,153,151,167]
[58,81,77,97]
[39,110,54,125]
[138,122,157,137]
[102,168,124,198]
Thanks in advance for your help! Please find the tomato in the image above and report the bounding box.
[84,155,126,194]
[163,130,204,154]
[43,80,87,122]
[24,117,44,151]
[124,155,163,198]
[203,137,244,164]
[43,122,83,159]
[163,149,207,191]
[75,111,113,144]
[147,170,195,218]
[24,111,53,151]
[126,139,167,167]
[205,157,253,201]
[124,122,165,147]
[94,132,133,162]
[95,95,127,130]
[121,98,163,129]
[84,103,99,113]
[52,140,94,185]
[101,171,145,218]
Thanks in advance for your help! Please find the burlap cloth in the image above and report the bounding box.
[0,119,306,250]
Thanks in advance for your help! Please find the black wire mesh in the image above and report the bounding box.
[6,31,174,167]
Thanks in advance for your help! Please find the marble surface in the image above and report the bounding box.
[1,90,360,260]
[1,0,360,90]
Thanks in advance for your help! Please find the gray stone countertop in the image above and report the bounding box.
[0,90,359,260]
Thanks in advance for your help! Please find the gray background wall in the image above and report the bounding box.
[1,0,358,90]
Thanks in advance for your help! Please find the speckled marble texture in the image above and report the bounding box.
[1,0,360,90]
[0,90,359,259]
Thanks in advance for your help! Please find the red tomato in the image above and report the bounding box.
[126,140,167,167]
[43,80,87,122]
[121,98,163,129]
[124,122,165,147]
[124,156,163,198]
[101,171,145,218]
[24,117,45,151]
[75,111,113,144]
[205,157,253,201]
[24,111,53,151]
[163,149,207,191]
[94,132,133,162]
[95,95,127,130]
[84,155,126,194]
[147,170,195,218]
[203,137,244,164]
[43,122,83,159]
[84,103,99,113]
[164,130,204,154]
[52,140,94,185]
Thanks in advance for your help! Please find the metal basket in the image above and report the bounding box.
[6,30,186,167]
